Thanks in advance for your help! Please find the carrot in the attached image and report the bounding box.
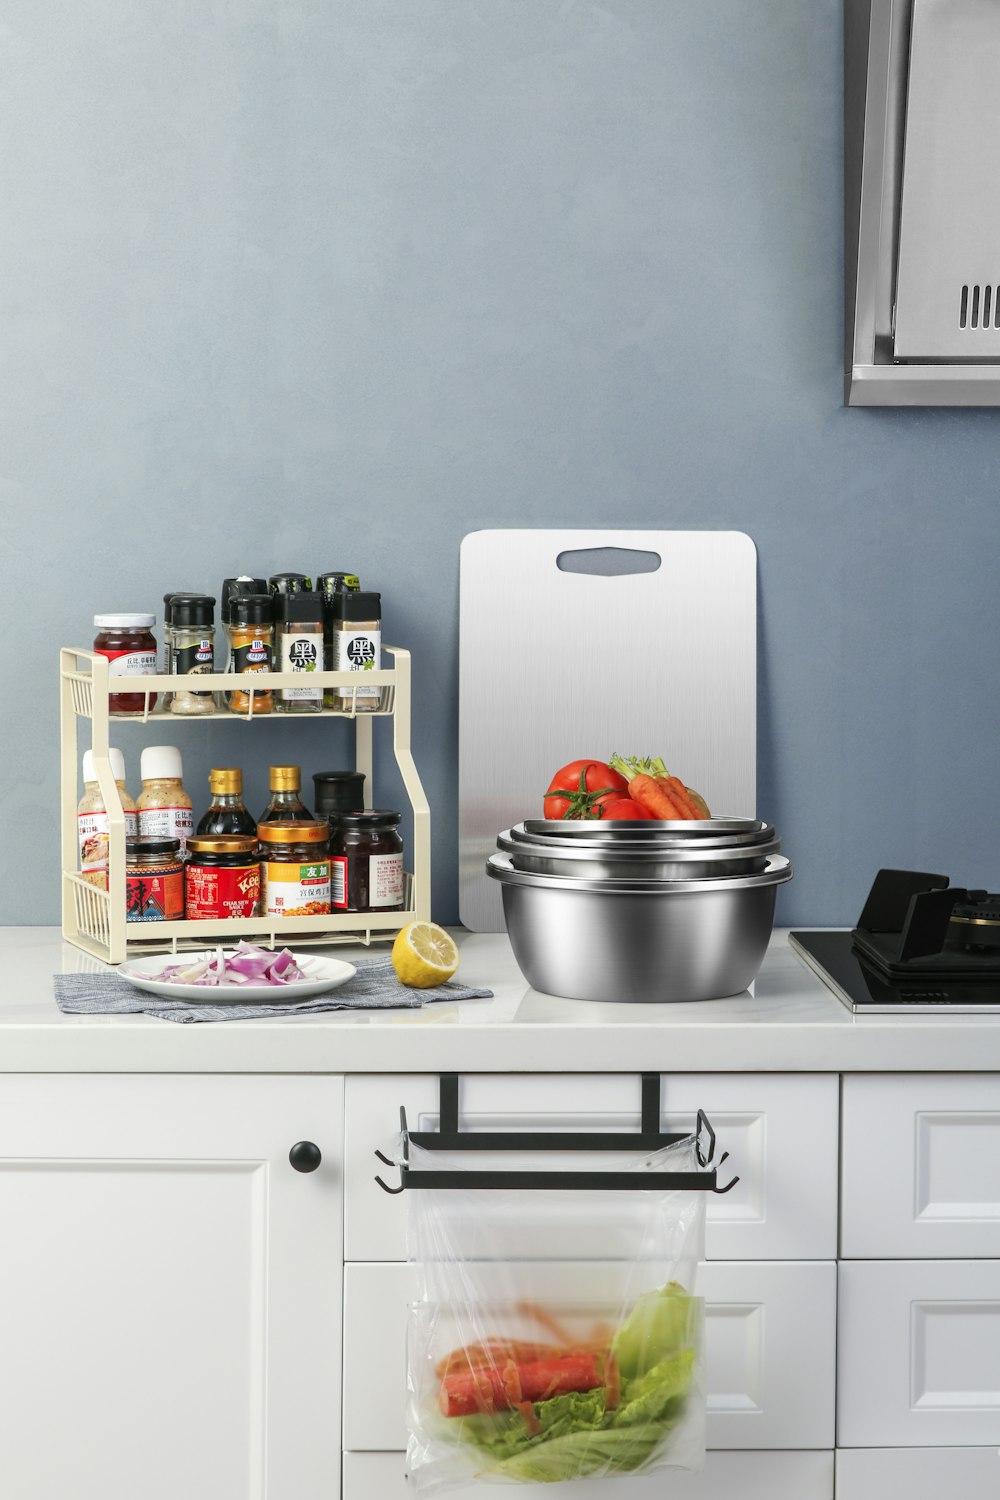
[660,776,700,819]
[436,1338,564,1376]
[628,772,685,819]
[440,1353,603,1417]
[501,1359,523,1405]
[517,1401,541,1436]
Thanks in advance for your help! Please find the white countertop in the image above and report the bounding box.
[0,927,998,1072]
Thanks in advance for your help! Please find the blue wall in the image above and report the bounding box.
[3,1,997,927]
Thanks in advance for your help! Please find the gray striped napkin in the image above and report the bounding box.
[54,955,493,1023]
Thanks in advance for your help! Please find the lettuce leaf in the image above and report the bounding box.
[449,1285,699,1482]
[612,1281,696,1379]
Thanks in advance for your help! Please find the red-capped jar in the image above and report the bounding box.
[185,836,260,919]
[94,613,158,714]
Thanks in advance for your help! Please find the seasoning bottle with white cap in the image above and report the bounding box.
[136,746,195,854]
[78,747,138,889]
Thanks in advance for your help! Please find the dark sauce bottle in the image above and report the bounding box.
[196,767,258,837]
[259,765,315,825]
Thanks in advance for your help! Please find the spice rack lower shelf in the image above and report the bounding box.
[64,870,416,961]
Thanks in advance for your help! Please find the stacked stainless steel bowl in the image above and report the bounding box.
[487,818,792,1003]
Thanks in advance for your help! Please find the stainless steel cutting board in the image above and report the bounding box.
[459,529,757,931]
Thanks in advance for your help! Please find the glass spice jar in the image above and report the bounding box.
[318,572,361,708]
[93,614,158,714]
[221,576,266,665]
[328,809,404,913]
[125,838,184,922]
[168,594,216,715]
[330,591,382,712]
[274,592,324,713]
[226,594,273,714]
[185,836,260,920]
[258,821,332,917]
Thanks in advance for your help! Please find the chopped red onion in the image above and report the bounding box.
[147,943,310,987]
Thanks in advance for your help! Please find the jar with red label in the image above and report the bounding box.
[185,836,260,920]
[125,838,183,922]
[94,614,158,714]
[328,809,405,912]
[258,821,332,917]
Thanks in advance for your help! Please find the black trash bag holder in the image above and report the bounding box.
[374,1073,739,1195]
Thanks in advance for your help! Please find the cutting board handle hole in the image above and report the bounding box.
[555,547,661,577]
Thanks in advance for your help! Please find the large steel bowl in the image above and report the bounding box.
[486,853,793,1003]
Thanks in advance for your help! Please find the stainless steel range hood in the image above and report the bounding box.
[846,0,1000,405]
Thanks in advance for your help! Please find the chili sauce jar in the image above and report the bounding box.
[258,821,332,917]
[185,836,260,920]
[125,838,183,922]
[328,809,404,912]
[94,614,158,714]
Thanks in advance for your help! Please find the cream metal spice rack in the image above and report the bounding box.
[60,646,432,964]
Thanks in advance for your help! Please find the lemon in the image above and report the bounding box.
[392,921,460,988]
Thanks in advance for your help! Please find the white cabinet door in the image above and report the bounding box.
[836,1447,1000,1500]
[343,1260,836,1451]
[345,1449,835,1500]
[345,1073,838,1261]
[838,1260,1000,1446]
[842,1075,1000,1258]
[0,1075,343,1500]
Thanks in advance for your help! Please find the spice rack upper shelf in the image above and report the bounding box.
[59,646,431,965]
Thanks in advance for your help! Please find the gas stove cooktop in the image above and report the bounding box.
[790,868,1000,1014]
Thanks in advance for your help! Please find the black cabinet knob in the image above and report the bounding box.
[289,1141,322,1173]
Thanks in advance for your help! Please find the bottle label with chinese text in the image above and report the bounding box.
[279,632,322,701]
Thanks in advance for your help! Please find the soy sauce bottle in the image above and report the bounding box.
[196,768,257,837]
[258,765,314,825]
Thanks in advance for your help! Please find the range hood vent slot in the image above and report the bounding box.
[959,285,1000,331]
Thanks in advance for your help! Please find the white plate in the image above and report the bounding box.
[117,951,357,1004]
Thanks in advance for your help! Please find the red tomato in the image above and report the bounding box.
[597,798,650,820]
[543,760,629,820]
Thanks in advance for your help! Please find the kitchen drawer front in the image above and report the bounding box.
[835,1447,1000,1500]
[838,1260,1000,1446]
[841,1074,1000,1258]
[343,1260,836,1452]
[344,1449,835,1500]
[345,1073,838,1261]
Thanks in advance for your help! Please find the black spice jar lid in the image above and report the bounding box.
[274,590,323,624]
[230,593,273,626]
[170,594,216,628]
[332,591,381,622]
[328,808,400,828]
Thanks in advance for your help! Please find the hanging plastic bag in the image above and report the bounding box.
[402,1130,707,1494]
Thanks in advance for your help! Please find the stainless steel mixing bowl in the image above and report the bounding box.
[486,853,793,1003]
[497,828,781,880]
[520,817,773,845]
